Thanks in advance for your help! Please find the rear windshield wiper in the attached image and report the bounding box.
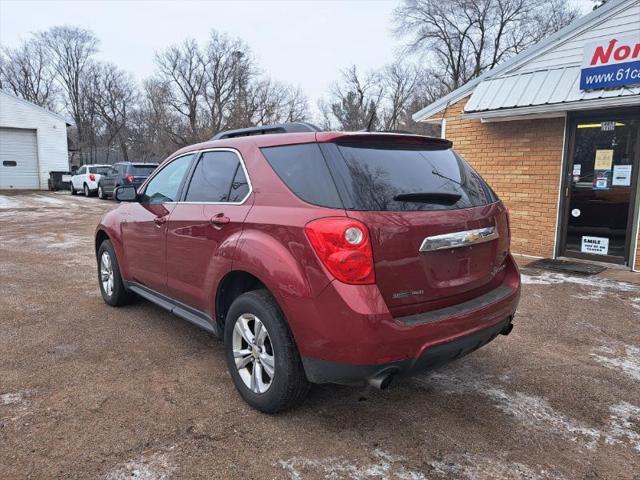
[393,192,462,205]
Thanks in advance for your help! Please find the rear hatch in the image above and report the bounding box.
[128,164,157,186]
[317,134,511,317]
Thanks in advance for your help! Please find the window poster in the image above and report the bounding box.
[594,150,614,170]
[581,236,609,255]
[612,165,632,187]
[593,169,611,190]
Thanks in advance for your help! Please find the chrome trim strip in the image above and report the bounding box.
[419,226,499,252]
[138,147,253,206]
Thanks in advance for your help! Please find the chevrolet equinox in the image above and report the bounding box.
[95,122,520,413]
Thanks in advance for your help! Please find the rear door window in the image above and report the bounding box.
[184,151,250,203]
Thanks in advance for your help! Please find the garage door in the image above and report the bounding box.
[0,128,39,189]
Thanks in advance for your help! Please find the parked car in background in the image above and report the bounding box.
[70,164,112,196]
[94,123,521,413]
[97,162,158,199]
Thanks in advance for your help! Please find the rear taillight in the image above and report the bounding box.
[126,175,134,183]
[89,174,95,181]
[304,217,375,285]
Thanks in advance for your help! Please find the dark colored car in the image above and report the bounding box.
[97,162,158,199]
[95,123,520,413]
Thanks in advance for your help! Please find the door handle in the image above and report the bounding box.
[210,213,230,228]
[154,216,168,227]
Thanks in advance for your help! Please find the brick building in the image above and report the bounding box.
[413,0,640,271]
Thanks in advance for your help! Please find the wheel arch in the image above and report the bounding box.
[215,270,267,331]
[95,229,110,258]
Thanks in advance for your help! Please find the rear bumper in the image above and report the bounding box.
[302,316,512,386]
[286,254,520,385]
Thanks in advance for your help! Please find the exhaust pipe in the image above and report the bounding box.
[500,322,513,336]
[368,371,396,390]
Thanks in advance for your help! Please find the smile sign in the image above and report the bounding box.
[580,34,640,90]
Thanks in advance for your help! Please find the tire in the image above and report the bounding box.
[98,185,106,200]
[70,183,77,195]
[224,289,309,413]
[84,184,91,197]
[97,240,133,306]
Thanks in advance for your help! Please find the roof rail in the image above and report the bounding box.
[211,122,322,140]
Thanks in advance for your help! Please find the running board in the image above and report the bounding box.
[126,282,220,337]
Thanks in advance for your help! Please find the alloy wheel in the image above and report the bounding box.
[100,251,114,297]
[232,313,275,394]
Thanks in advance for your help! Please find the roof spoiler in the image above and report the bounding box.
[211,122,322,140]
[317,132,453,149]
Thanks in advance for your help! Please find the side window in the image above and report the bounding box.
[110,166,118,175]
[185,151,250,203]
[140,154,194,204]
[260,143,343,208]
[77,166,86,175]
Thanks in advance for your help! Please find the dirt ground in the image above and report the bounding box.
[1,191,639,480]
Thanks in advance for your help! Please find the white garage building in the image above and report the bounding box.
[0,90,70,190]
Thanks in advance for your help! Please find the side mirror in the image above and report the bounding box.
[114,185,138,202]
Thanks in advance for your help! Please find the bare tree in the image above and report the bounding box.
[88,63,138,160]
[281,86,309,123]
[328,66,383,131]
[393,0,578,90]
[0,38,58,109]
[155,39,206,145]
[380,62,421,130]
[38,26,99,152]
[201,31,251,135]
[130,79,181,161]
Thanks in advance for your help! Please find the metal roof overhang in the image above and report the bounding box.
[463,95,640,122]
[462,65,640,121]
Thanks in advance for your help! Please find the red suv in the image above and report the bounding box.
[95,123,520,413]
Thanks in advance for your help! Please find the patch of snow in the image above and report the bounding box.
[416,367,601,449]
[605,402,640,452]
[430,453,567,480]
[630,297,640,311]
[104,451,176,480]
[1,392,23,405]
[46,234,85,250]
[30,194,68,206]
[277,449,426,480]
[521,271,637,292]
[591,343,640,382]
[0,195,20,209]
[417,365,640,452]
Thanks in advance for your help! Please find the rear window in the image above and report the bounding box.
[90,166,111,175]
[130,165,157,175]
[332,144,497,211]
[261,142,497,211]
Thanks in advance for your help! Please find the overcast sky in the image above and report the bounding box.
[0,0,595,112]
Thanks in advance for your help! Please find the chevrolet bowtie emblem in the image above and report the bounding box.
[419,226,499,252]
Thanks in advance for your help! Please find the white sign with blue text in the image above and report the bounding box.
[581,35,640,90]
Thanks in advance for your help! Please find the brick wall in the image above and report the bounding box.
[434,97,565,258]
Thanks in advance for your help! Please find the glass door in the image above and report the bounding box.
[561,113,639,265]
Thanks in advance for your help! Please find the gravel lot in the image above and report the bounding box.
[1,191,639,480]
